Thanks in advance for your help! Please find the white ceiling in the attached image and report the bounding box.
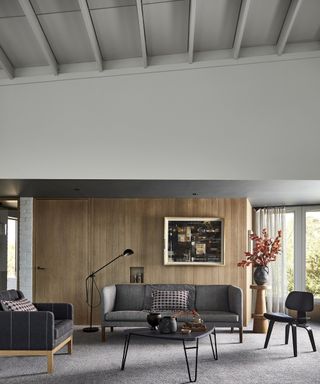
[0,0,320,83]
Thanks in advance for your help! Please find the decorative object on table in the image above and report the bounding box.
[175,309,208,332]
[264,291,316,357]
[158,316,178,334]
[191,309,203,324]
[146,312,161,330]
[181,312,207,332]
[83,248,134,333]
[238,228,282,285]
[164,217,224,266]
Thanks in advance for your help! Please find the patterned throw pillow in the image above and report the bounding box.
[151,290,189,312]
[1,298,38,312]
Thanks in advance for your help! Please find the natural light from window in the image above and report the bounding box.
[306,211,320,299]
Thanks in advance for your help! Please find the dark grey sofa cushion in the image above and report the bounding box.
[144,284,195,310]
[195,285,229,312]
[114,284,145,311]
[105,310,148,322]
[197,311,239,323]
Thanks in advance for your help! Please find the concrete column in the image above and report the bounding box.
[19,197,33,300]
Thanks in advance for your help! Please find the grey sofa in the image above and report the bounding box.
[101,284,243,342]
[0,289,73,373]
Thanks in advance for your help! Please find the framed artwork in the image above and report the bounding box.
[164,217,224,266]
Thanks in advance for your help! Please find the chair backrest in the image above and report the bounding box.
[285,291,314,312]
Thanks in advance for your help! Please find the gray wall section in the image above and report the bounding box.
[1,58,320,179]
[18,198,33,301]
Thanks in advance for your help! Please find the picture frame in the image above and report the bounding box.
[164,217,224,266]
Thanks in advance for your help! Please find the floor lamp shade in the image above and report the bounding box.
[83,249,134,333]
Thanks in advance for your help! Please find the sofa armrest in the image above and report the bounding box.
[0,311,55,350]
[228,285,243,324]
[101,285,116,321]
[34,303,73,320]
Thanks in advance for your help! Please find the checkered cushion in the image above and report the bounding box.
[1,298,38,312]
[151,290,189,312]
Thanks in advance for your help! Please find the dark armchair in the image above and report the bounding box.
[0,289,73,373]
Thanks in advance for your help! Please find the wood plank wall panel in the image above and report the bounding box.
[33,198,252,325]
[33,199,89,324]
[90,198,252,325]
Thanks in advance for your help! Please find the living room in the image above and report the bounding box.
[1,1,320,383]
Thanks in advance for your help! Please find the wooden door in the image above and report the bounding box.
[34,199,89,324]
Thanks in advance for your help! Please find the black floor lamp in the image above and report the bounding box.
[83,248,134,333]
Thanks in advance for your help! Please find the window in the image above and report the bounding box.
[285,206,320,299]
[7,217,18,290]
[305,210,320,298]
[284,212,294,293]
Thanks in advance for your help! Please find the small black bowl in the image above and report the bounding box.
[147,312,161,329]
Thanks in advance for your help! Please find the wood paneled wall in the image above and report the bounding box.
[33,198,252,325]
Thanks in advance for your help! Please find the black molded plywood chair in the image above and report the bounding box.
[264,291,316,357]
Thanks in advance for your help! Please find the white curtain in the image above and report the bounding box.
[255,207,287,313]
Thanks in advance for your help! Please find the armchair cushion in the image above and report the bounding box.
[1,298,38,312]
[54,320,73,339]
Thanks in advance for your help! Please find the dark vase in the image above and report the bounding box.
[147,313,161,329]
[158,316,177,334]
[254,266,269,285]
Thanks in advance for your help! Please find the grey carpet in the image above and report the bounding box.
[0,322,320,384]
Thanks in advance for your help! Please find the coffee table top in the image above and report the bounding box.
[123,326,215,341]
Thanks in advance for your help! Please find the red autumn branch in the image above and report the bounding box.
[238,228,282,268]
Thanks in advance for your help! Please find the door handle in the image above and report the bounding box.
[37,266,46,270]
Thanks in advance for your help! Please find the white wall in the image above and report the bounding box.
[1,57,320,179]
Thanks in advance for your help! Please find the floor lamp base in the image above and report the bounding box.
[83,326,99,333]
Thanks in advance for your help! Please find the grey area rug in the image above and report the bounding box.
[0,322,320,384]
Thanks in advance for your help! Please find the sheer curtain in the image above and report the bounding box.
[255,207,287,313]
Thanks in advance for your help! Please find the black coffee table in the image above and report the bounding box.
[121,326,218,383]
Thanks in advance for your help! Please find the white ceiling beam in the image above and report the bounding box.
[18,0,58,75]
[188,0,197,64]
[233,0,251,59]
[136,0,148,68]
[78,0,103,72]
[277,0,304,55]
[0,47,14,79]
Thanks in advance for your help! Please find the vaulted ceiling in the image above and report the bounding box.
[0,0,320,84]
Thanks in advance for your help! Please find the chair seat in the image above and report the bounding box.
[264,312,294,323]
[54,320,73,339]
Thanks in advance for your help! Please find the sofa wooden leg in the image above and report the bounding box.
[231,327,234,333]
[101,326,106,342]
[47,351,54,374]
[68,337,73,354]
[110,326,114,332]
[239,326,243,343]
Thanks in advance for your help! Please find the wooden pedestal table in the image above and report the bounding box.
[250,284,269,333]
